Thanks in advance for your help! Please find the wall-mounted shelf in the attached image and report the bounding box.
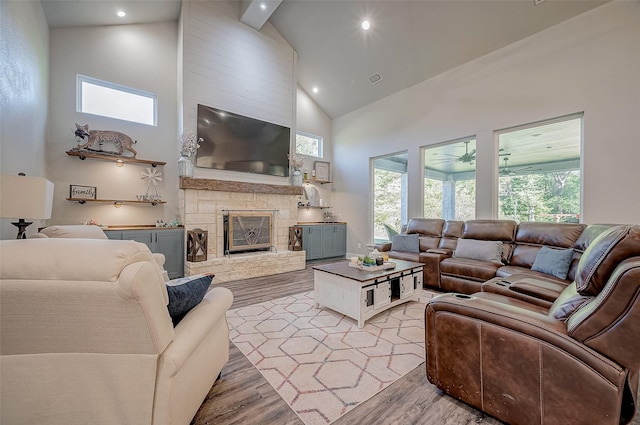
[304,179,331,185]
[298,205,332,209]
[66,150,166,167]
[66,198,166,206]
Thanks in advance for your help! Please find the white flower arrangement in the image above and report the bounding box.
[288,153,304,170]
[179,130,203,157]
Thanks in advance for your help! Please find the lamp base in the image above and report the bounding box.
[11,219,33,239]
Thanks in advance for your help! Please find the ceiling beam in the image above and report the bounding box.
[240,0,282,30]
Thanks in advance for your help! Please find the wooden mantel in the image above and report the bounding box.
[180,177,304,196]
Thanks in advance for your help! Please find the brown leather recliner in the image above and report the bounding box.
[425,224,640,425]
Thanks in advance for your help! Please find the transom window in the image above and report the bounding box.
[497,113,582,223]
[295,131,323,158]
[77,74,157,126]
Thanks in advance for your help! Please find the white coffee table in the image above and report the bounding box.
[313,260,424,328]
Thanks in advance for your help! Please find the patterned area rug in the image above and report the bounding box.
[227,290,436,425]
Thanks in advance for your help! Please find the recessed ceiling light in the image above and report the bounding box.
[312,87,318,94]
[117,11,126,17]
[260,3,267,10]
[362,20,370,30]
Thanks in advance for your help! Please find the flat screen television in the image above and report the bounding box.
[195,104,291,177]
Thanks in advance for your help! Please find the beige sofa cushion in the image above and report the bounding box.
[38,224,108,239]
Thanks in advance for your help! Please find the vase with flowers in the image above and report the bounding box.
[178,130,203,177]
[288,153,304,186]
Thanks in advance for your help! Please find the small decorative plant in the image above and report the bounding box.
[288,153,304,171]
[179,130,203,157]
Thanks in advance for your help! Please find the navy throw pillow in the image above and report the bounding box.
[166,274,214,326]
[531,247,574,280]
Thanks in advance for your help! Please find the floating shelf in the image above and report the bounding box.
[66,150,166,167]
[298,205,332,209]
[66,198,166,206]
[304,179,331,185]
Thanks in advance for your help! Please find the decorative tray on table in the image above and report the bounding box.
[348,262,396,271]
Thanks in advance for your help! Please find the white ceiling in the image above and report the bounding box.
[40,0,608,119]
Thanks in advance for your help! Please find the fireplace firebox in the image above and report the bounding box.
[223,210,276,255]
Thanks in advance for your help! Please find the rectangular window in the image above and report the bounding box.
[422,137,476,220]
[296,132,323,158]
[497,113,582,223]
[77,75,157,126]
[372,152,408,242]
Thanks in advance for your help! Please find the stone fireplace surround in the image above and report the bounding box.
[179,177,306,282]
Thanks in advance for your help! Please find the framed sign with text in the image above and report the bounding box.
[70,185,97,200]
[314,161,330,182]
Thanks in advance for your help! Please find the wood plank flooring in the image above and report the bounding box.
[191,261,640,425]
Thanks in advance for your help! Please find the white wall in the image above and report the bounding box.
[48,22,178,226]
[180,0,296,186]
[295,86,335,223]
[0,1,50,239]
[333,2,640,255]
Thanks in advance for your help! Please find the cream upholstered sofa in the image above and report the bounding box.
[33,224,170,281]
[0,238,233,425]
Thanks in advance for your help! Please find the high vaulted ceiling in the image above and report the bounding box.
[41,0,608,119]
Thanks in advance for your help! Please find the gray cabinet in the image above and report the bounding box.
[105,228,184,279]
[300,223,346,261]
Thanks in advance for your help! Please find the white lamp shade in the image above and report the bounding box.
[0,175,54,220]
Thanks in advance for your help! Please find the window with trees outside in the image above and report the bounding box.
[372,152,408,243]
[497,114,582,223]
[77,74,157,126]
[422,137,477,221]
[296,132,323,158]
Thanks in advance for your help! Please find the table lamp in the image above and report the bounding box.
[0,173,54,239]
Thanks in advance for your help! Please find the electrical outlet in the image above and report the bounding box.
[357,243,361,249]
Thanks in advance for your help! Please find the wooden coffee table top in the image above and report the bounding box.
[313,259,423,283]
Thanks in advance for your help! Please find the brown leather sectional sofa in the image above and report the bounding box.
[376,218,613,296]
[382,219,640,424]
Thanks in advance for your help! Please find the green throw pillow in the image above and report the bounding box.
[531,246,574,280]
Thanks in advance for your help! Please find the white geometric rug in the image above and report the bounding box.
[227,290,436,425]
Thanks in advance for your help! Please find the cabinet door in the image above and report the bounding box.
[155,229,184,279]
[103,230,122,240]
[321,225,336,258]
[302,226,323,260]
[122,230,153,245]
[334,224,346,257]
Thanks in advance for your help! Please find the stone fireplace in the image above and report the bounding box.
[179,177,306,282]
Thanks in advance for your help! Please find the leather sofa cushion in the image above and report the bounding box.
[440,257,501,282]
[515,222,585,248]
[548,282,593,321]
[574,224,616,252]
[388,250,421,262]
[406,218,444,236]
[496,265,569,284]
[575,224,640,295]
[462,219,516,241]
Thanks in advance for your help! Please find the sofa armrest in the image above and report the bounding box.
[160,287,233,376]
[375,242,392,252]
[426,293,625,384]
[152,253,169,282]
[426,248,452,255]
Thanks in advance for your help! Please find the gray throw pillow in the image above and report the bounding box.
[531,246,574,280]
[453,239,504,264]
[166,274,214,326]
[391,234,420,253]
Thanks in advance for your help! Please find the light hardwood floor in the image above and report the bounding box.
[191,261,640,425]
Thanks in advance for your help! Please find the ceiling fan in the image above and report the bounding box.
[432,140,476,166]
[500,156,539,176]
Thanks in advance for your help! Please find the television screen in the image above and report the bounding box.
[195,104,291,177]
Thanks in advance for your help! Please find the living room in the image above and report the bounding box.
[1,1,639,424]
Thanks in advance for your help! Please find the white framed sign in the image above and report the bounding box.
[314,161,330,182]
[70,185,97,200]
